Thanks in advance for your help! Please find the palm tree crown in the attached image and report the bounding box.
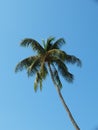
[15,36,81,91]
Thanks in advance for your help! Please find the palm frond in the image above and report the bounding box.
[34,72,43,92]
[27,57,41,77]
[15,56,37,73]
[47,36,55,44]
[50,57,73,82]
[44,37,55,51]
[51,64,62,89]
[48,49,81,66]
[20,38,45,54]
[65,54,82,67]
[51,38,66,49]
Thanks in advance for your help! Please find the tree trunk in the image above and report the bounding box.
[48,63,80,130]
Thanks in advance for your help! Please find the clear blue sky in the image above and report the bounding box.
[0,0,98,130]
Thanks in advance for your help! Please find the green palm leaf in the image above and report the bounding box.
[27,56,41,77]
[51,64,62,89]
[48,49,81,66]
[44,37,55,51]
[65,54,82,66]
[34,72,42,92]
[47,36,55,44]
[15,56,37,72]
[20,38,45,54]
[51,38,66,49]
[50,57,73,82]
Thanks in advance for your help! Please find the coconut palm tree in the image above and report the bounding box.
[15,37,81,130]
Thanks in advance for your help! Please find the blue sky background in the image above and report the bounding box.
[0,0,98,130]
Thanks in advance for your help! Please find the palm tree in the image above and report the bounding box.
[15,37,81,130]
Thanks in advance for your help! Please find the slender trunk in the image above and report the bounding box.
[56,87,80,130]
[48,63,80,130]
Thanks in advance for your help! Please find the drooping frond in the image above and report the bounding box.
[65,54,82,67]
[20,38,45,54]
[34,72,42,92]
[36,56,48,90]
[27,56,41,77]
[34,64,48,92]
[51,38,66,49]
[47,49,81,66]
[15,56,38,73]
[50,57,73,82]
[50,64,62,89]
